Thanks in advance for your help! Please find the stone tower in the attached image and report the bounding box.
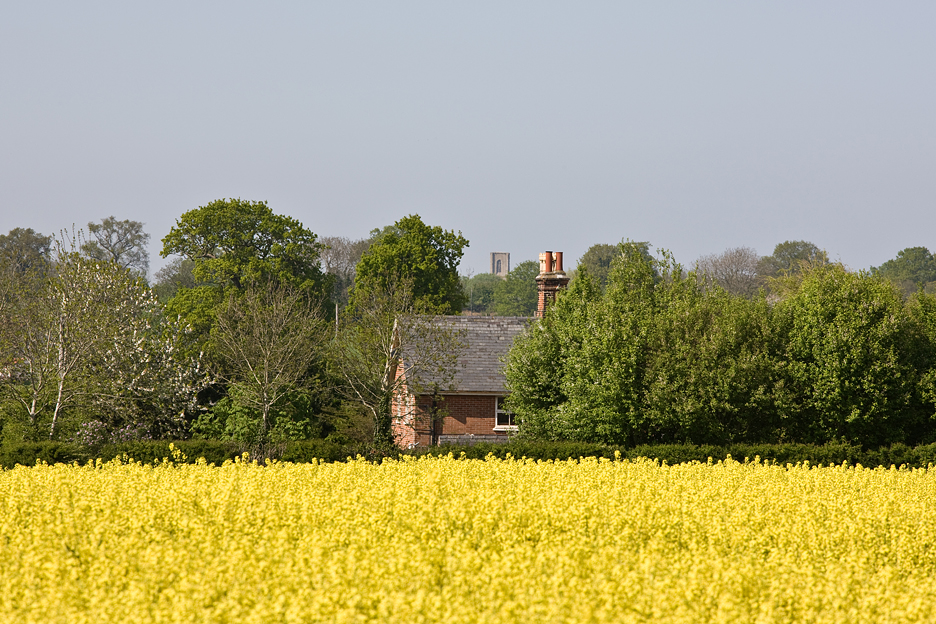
[490,252,510,278]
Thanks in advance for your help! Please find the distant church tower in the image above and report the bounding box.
[490,252,510,278]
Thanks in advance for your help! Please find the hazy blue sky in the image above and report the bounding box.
[3,1,934,277]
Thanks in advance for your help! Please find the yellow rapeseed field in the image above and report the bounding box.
[2,451,936,623]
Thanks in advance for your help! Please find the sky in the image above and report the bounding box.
[2,1,934,278]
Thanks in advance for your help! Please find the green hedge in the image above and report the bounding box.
[408,441,936,469]
[0,442,87,468]
[5,440,936,469]
[0,439,359,468]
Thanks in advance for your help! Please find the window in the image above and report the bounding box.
[494,396,516,431]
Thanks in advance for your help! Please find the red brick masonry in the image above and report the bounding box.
[393,394,508,447]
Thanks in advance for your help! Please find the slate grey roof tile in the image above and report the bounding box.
[406,316,531,394]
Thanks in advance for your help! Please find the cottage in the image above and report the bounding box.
[391,316,529,447]
[391,250,570,447]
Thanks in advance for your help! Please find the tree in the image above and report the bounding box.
[576,244,618,290]
[82,216,151,276]
[773,265,926,446]
[152,257,197,302]
[505,243,936,448]
[872,247,936,296]
[758,240,828,279]
[352,215,468,314]
[0,228,52,277]
[695,246,761,298]
[1,235,207,442]
[1,229,52,357]
[505,245,781,446]
[210,280,328,443]
[462,273,502,314]
[493,261,539,316]
[160,199,330,354]
[333,275,463,450]
[162,199,328,293]
[319,236,371,308]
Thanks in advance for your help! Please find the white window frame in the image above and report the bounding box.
[493,396,517,432]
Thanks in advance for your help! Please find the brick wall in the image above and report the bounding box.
[438,395,497,435]
[394,393,508,447]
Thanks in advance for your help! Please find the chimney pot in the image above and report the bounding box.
[535,250,570,318]
[539,251,554,275]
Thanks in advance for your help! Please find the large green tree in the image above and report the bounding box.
[463,273,502,314]
[504,245,779,446]
[505,245,936,448]
[162,199,327,292]
[351,215,467,314]
[773,265,929,445]
[872,247,936,296]
[758,240,828,279]
[160,199,330,346]
[493,261,539,316]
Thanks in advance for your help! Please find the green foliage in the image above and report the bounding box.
[190,390,333,445]
[463,273,502,314]
[0,228,51,277]
[159,199,332,416]
[0,442,85,468]
[493,260,539,316]
[872,246,936,296]
[773,265,927,445]
[506,245,936,448]
[279,438,357,463]
[351,214,468,314]
[907,292,936,429]
[408,440,936,469]
[575,243,656,291]
[507,244,779,445]
[161,199,327,292]
[576,244,618,290]
[8,439,936,469]
[757,240,828,279]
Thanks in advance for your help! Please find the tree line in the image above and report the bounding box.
[505,242,936,448]
[0,202,469,453]
[4,202,935,453]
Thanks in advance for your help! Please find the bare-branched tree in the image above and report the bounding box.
[82,216,151,276]
[213,280,327,441]
[695,246,761,298]
[331,273,464,450]
[318,236,371,308]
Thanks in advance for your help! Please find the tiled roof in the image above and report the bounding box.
[407,316,531,394]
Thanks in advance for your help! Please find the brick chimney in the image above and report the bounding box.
[535,251,570,318]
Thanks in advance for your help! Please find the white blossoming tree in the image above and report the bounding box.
[1,232,208,442]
